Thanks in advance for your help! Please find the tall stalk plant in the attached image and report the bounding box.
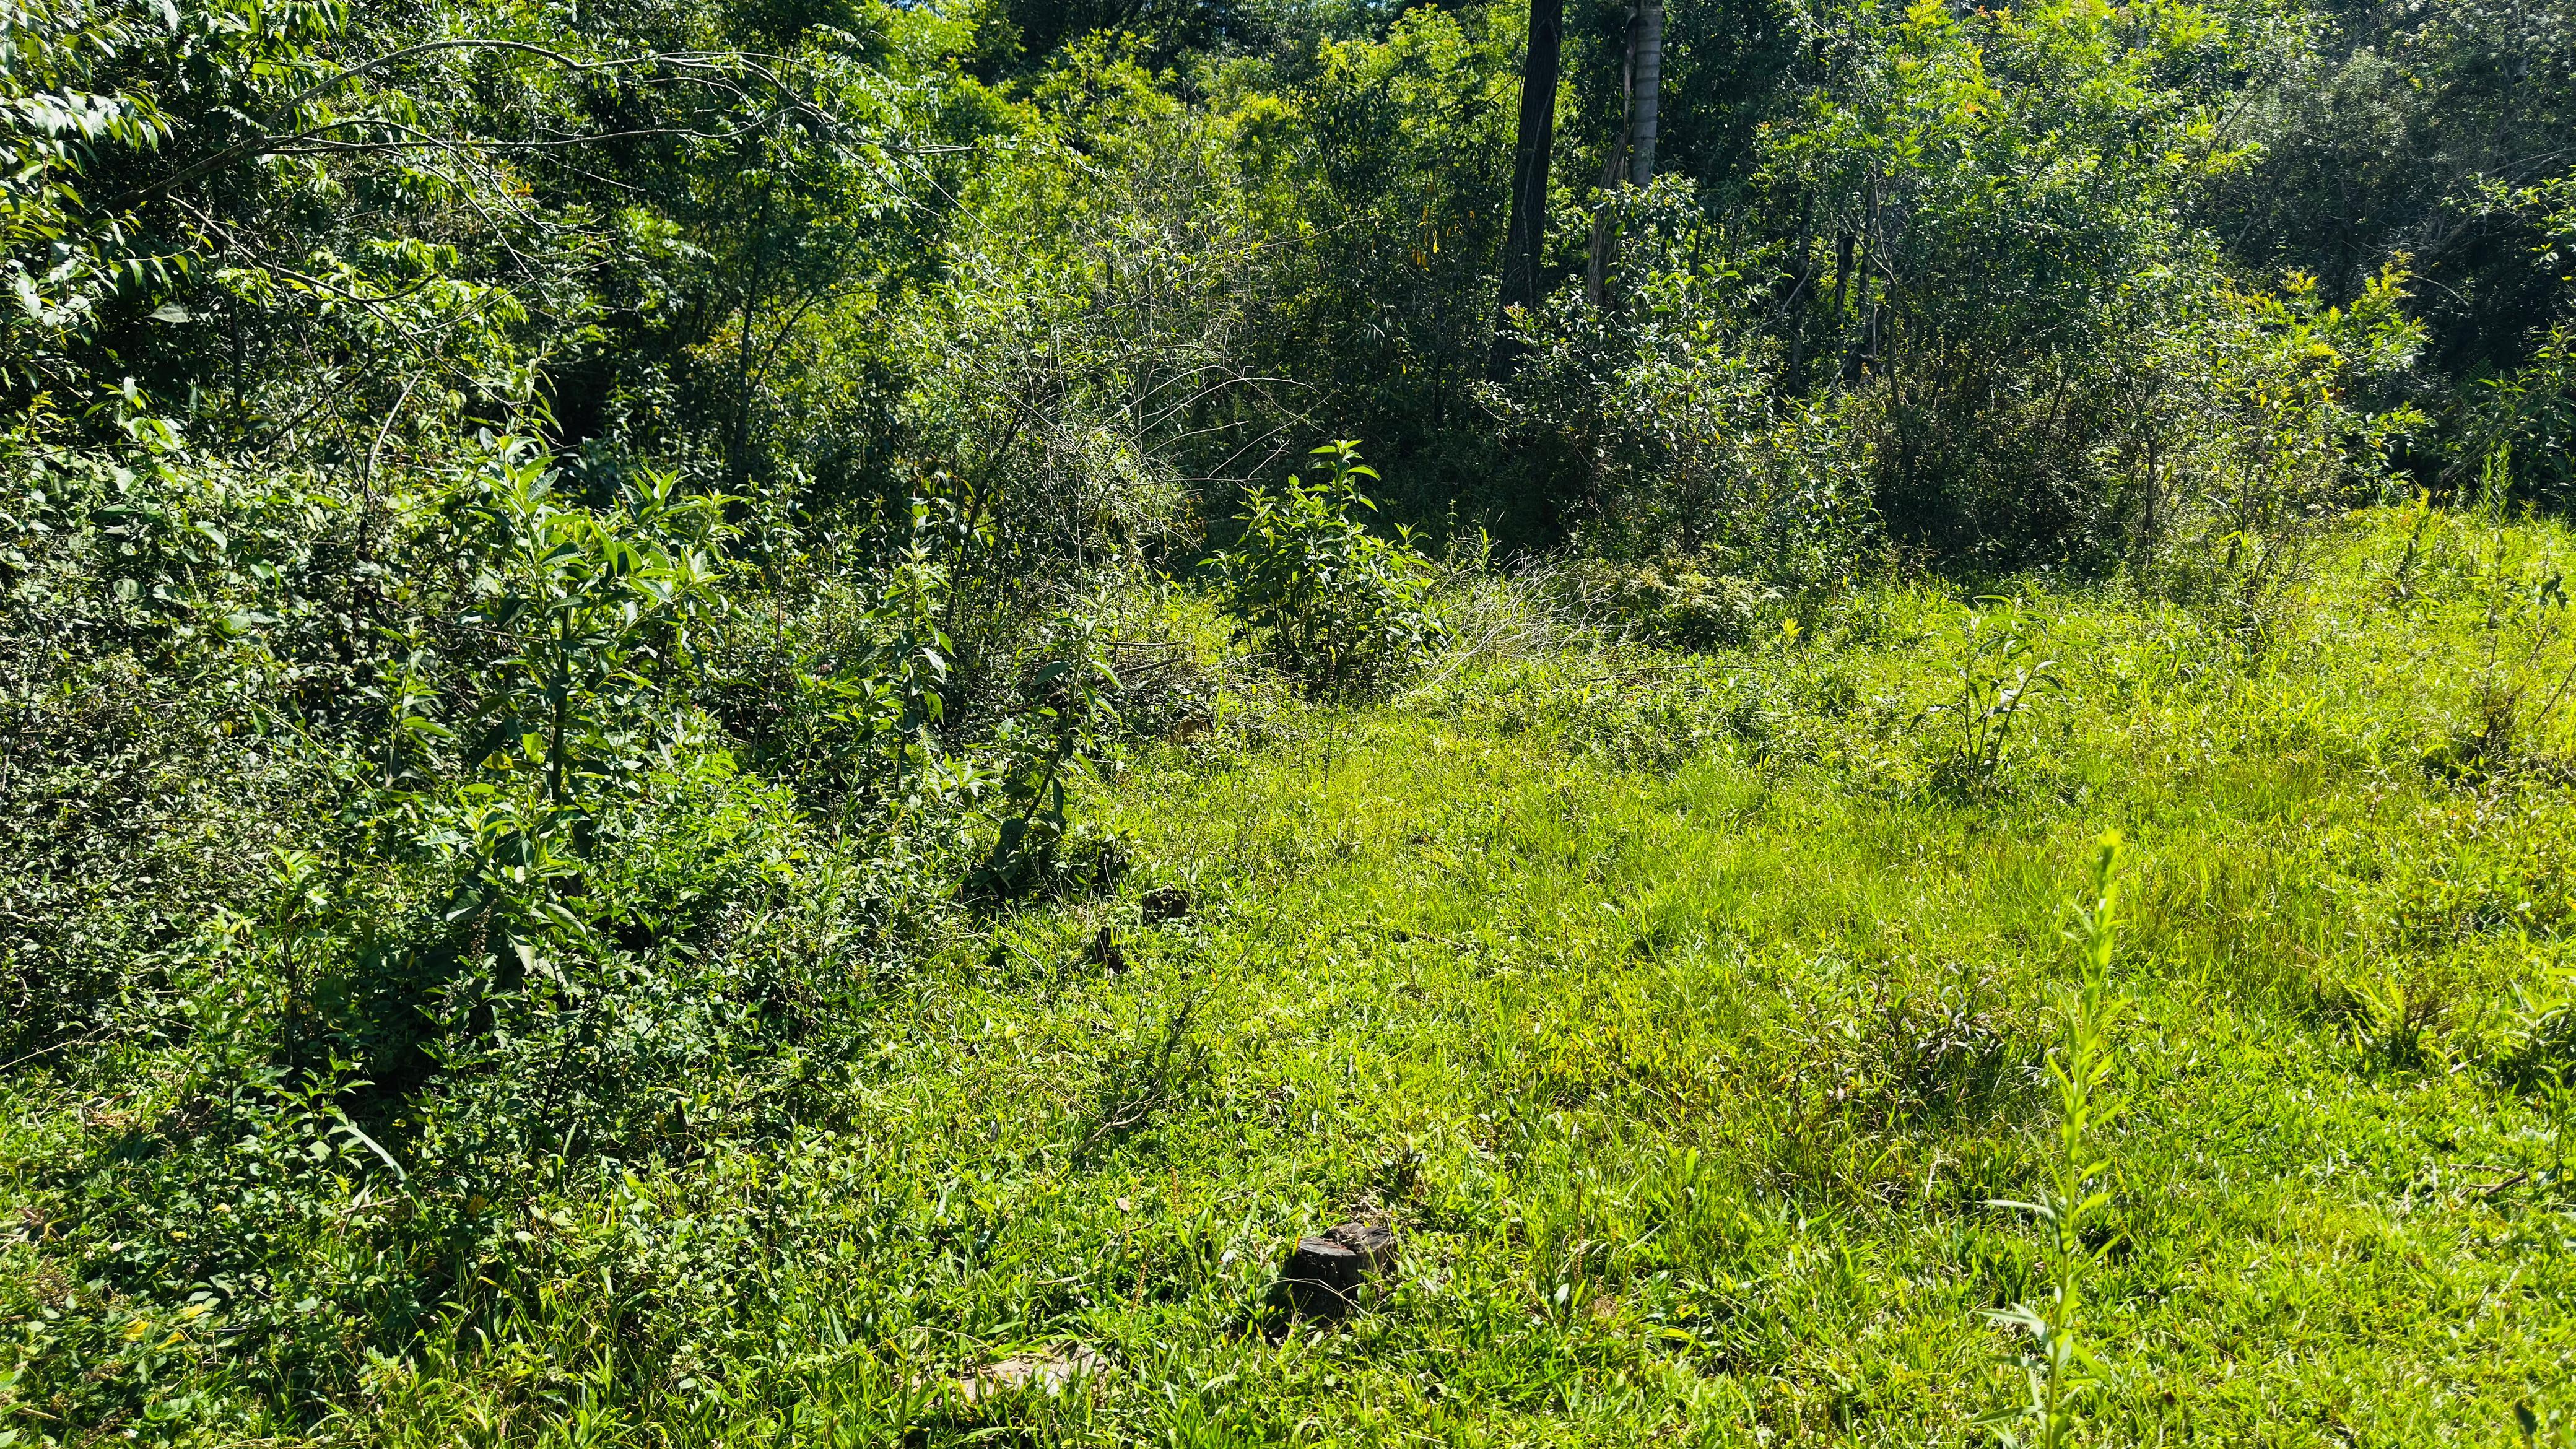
[1977,831,2133,1448]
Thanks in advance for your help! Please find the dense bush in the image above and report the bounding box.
[1214,441,1448,698]
[1484,176,1877,582]
[1579,556,1782,652]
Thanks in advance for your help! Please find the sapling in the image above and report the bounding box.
[1976,830,2132,1448]
[1921,597,2059,794]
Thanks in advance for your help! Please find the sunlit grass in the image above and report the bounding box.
[352,510,2576,1443]
[15,507,2576,1445]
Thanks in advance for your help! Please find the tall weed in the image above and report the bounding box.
[1920,598,2060,797]
[1977,832,2132,1448]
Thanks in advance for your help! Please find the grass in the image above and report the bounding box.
[12,505,2576,1444]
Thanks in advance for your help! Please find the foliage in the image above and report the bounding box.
[1746,0,2256,564]
[2125,264,2430,639]
[1214,440,1447,698]
[2444,171,2576,500]
[1975,830,2131,1449]
[10,0,2576,1438]
[1290,5,1524,516]
[2216,0,2575,396]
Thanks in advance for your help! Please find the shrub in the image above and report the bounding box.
[1215,440,1448,699]
[1580,556,1780,652]
[970,618,1130,901]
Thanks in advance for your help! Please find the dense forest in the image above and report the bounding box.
[3,0,2575,1440]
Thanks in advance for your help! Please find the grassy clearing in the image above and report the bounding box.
[14,506,2576,1445]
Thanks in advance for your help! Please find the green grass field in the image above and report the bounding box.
[16,505,2576,1445]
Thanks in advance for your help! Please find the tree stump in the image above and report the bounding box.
[1282,1220,1399,1318]
[1087,925,1125,972]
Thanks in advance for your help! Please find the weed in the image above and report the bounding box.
[2429,533,2576,778]
[2387,490,2439,607]
[2334,957,2463,1068]
[1921,596,2060,796]
[2508,964,2576,1090]
[1079,994,1209,1157]
[1976,831,2131,1449]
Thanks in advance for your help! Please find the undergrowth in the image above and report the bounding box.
[7,507,2576,1445]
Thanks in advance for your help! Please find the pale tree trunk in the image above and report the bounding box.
[1628,0,1662,185]
[1586,1,1663,306]
[1490,0,1565,380]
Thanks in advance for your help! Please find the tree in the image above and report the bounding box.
[1628,0,1662,185]
[1588,0,1664,305]
[1490,0,1565,379]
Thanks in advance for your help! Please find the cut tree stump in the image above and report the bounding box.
[1087,925,1125,972]
[1282,1219,1400,1318]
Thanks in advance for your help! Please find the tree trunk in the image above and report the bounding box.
[1585,11,1636,308]
[1627,0,1662,186]
[1489,0,1565,381]
[1586,1,1664,307]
